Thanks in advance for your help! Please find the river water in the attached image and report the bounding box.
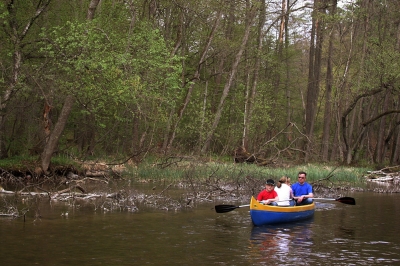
[1,188,399,265]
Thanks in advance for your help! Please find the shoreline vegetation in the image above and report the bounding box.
[1,156,400,219]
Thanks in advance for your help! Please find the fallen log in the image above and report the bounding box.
[85,171,107,177]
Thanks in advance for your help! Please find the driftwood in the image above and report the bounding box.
[0,213,17,217]
[234,146,256,163]
[234,146,274,165]
[365,166,400,183]
[85,171,107,177]
[0,187,99,199]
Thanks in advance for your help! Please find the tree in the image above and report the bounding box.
[304,0,327,161]
[340,0,400,164]
[1,0,400,167]
[242,0,266,150]
[201,2,258,154]
[321,0,337,161]
[165,8,223,152]
[0,0,51,158]
[38,1,183,170]
[40,0,101,172]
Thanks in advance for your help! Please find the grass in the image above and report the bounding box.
[0,155,81,171]
[127,157,371,188]
[0,155,372,189]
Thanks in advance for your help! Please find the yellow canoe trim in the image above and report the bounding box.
[250,196,315,213]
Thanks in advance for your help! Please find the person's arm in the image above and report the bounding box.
[261,197,278,204]
[274,190,279,201]
[297,194,313,203]
[291,184,299,200]
[257,191,264,201]
[303,192,314,199]
[303,184,314,198]
[268,192,279,203]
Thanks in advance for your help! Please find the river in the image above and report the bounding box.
[1,187,399,265]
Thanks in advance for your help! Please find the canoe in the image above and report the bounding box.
[249,196,315,226]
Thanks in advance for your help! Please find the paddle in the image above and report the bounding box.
[311,196,356,205]
[215,199,293,213]
[215,204,250,213]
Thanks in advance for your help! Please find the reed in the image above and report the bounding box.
[0,155,369,188]
[129,159,370,188]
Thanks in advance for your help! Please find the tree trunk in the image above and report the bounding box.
[373,90,391,163]
[242,0,266,149]
[321,0,337,161]
[386,115,400,165]
[87,0,101,20]
[272,0,286,91]
[198,81,209,153]
[391,126,400,164]
[342,88,382,164]
[390,103,400,164]
[41,95,75,173]
[391,19,400,164]
[201,4,257,154]
[304,0,326,161]
[284,0,291,135]
[332,0,355,162]
[242,70,251,150]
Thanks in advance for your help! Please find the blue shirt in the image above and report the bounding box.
[291,182,313,197]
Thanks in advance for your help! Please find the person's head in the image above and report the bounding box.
[265,179,275,191]
[298,171,307,184]
[277,176,289,188]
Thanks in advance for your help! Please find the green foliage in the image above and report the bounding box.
[1,0,399,165]
[38,18,183,155]
[0,2,7,19]
[364,39,400,86]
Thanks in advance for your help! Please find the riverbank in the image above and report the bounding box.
[1,156,400,219]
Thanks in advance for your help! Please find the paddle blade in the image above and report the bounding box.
[335,197,356,205]
[215,205,238,213]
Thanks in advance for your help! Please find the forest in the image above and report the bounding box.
[1,0,400,174]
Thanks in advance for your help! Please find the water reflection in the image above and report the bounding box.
[337,225,356,238]
[248,219,314,265]
[2,191,400,265]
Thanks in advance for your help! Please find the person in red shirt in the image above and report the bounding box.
[256,179,278,205]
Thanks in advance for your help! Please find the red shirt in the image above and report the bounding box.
[257,190,278,201]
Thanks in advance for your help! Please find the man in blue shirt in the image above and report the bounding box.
[292,171,314,205]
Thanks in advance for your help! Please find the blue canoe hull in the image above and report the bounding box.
[250,196,315,226]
